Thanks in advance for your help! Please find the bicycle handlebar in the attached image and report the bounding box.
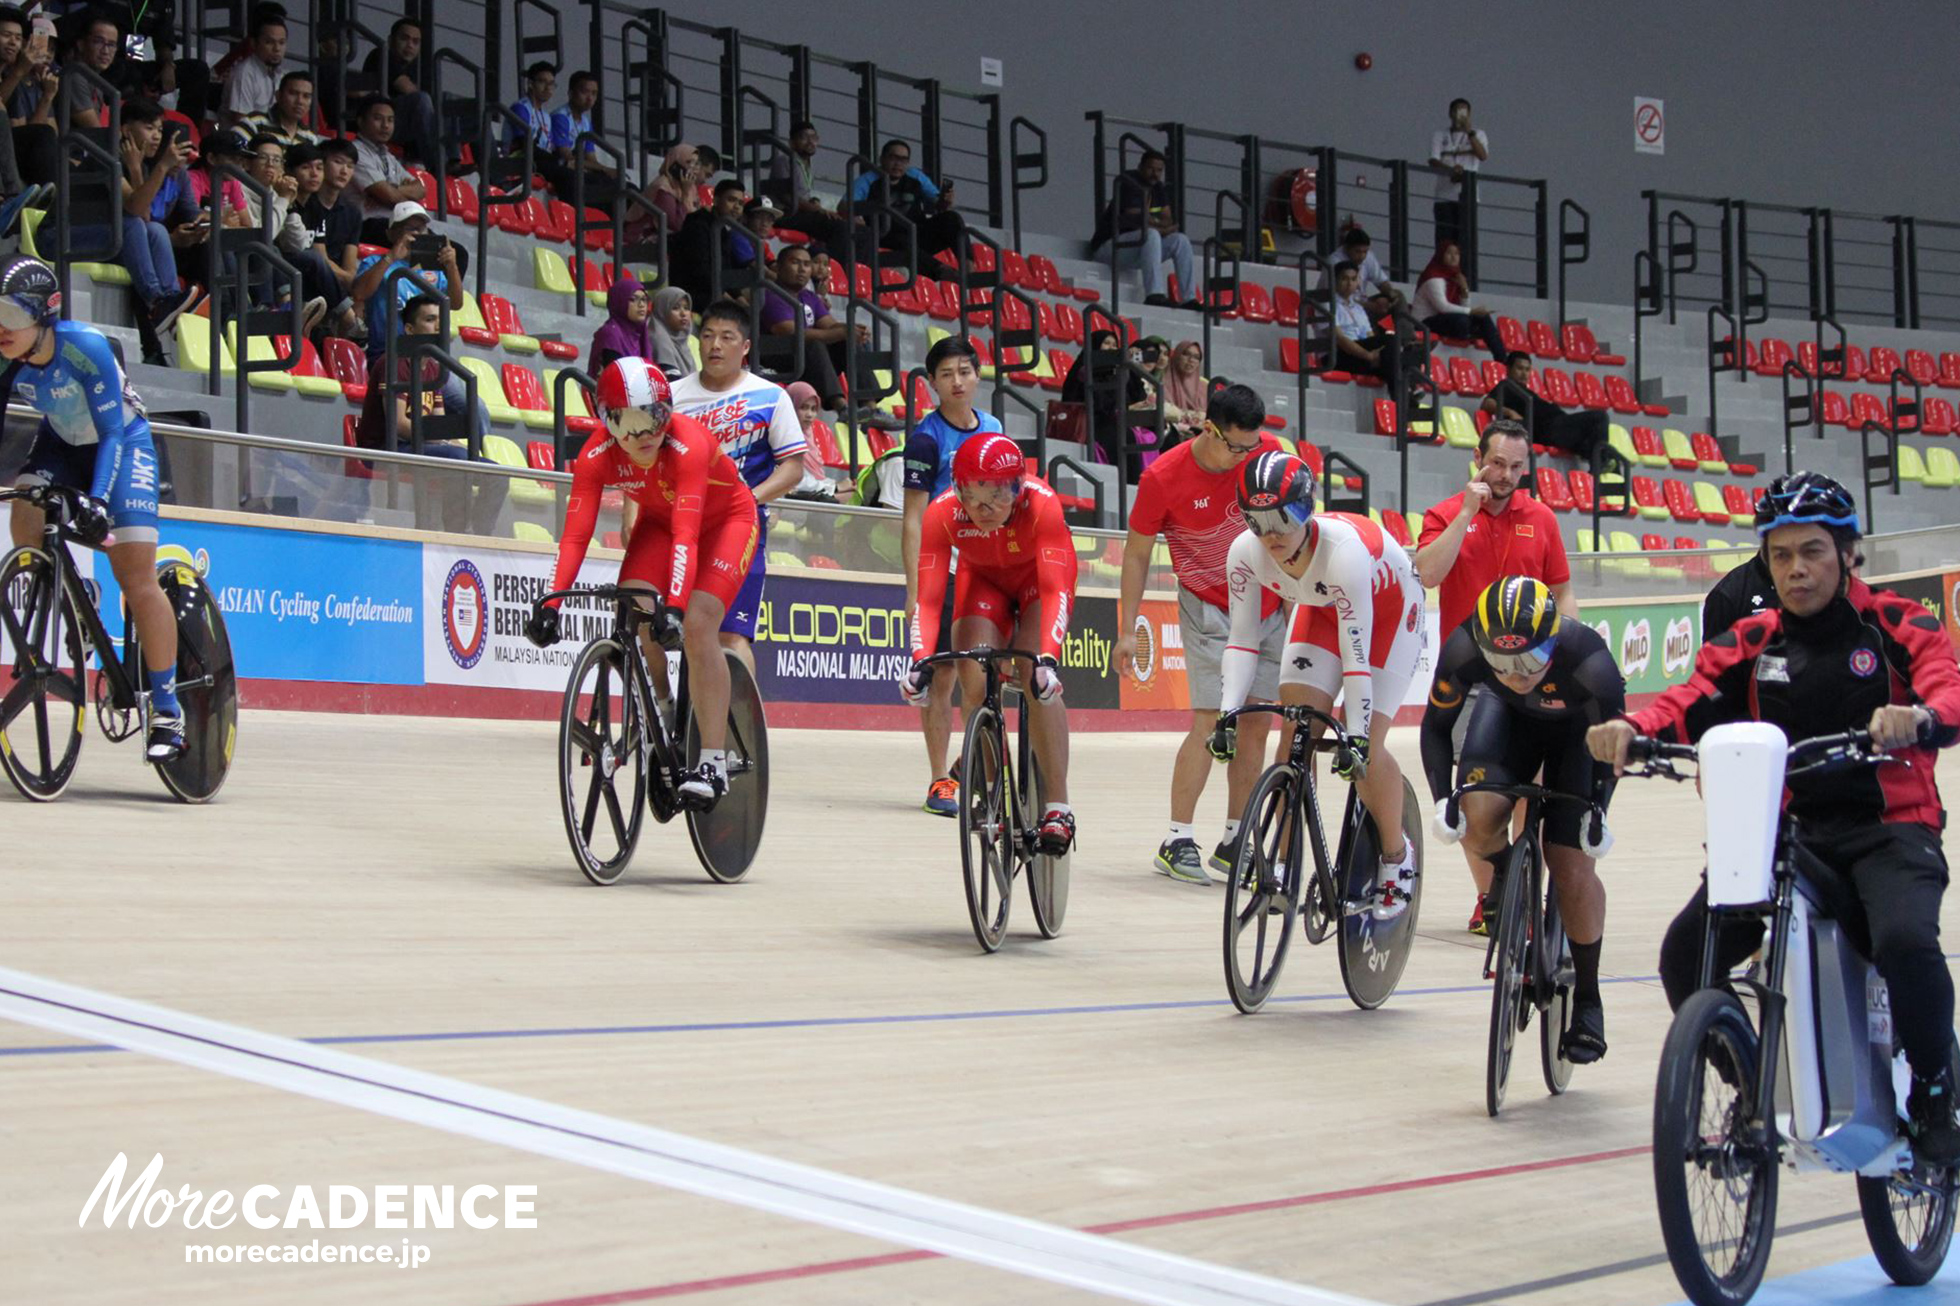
[916,647,1038,672]
[538,585,669,613]
[1623,727,1897,780]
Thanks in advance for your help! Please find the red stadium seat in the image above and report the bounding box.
[1867,346,1903,382]
[1751,337,1793,377]
[1450,356,1486,395]
[1573,371,1610,411]
[1280,337,1301,374]
[1429,355,1454,395]
[1907,349,1939,387]
[501,363,547,413]
[1373,398,1397,436]
[1922,397,1957,436]
[1273,285,1301,327]
[1040,349,1073,391]
[1797,341,1832,378]
[444,177,479,225]
[1688,431,1729,472]
[322,336,368,403]
[342,415,373,480]
[1567,469,1595,512]
[1539,367,1579,407]
[1560,323,1598,363]
[1843,345,1870,381]
[1820,390,1853,427]
[1000,249,1033,289]
[1631,475,1668,519]
[1630,425,1665,464]
[1722,484,1754,519]
[1663,478,1699,523]
[1939,352,1960,390]
[1238,282,1276,324]
[1535,466,1574,511]
[1527,320,1563,358]
[925,277,962,322]
[1481,359,1509,392]
[1850,391,1890,430]
[1379,510,1413,548]
[1497,316,1529,354]
[1053,303,1084,345]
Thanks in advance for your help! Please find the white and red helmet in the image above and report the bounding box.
[595,357,673,432]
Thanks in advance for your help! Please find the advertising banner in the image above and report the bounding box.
[422,544,620,691]
[1880,572,1960,652]
[1578,599,1700,697]
[93,521,421,685]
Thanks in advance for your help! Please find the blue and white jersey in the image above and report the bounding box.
[3,320,148,501]
[902,408,1001,498]
[667,369,806,499]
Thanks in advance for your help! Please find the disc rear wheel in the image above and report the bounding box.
[685,652,770,883]
[152,561,238,803]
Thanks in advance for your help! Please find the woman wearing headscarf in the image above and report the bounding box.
[647,286,697,380]
[1411,240,1505,358]
[1159,339,1210,440]
[589,277,654,374]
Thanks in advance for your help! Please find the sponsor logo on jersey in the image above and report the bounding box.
[1464,766,1486,785]
[1193,496,1210,510]
[1620,618,1652,678]
[1405,601,1419,633]
[440,559,488,670]
[1663,615,1695,676]
[1849,647,1879,677]
[1758,654,1790,683]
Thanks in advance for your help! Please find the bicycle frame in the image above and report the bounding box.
[1217,701,1360,911]
[1451,781,1600,979]
[2,485,149,715]
[917,645,1038,823]
[542,584,687,787]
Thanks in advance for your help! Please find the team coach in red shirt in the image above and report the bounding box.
[1415,417,1578,932]
[1115,383,1285,887]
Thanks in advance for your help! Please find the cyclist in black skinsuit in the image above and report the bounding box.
[1421,576,1625,1063]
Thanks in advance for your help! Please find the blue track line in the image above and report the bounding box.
[0,973,1667,1058]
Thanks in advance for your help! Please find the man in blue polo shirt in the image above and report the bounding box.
[901,334,1005,815]
[548,70,618,208]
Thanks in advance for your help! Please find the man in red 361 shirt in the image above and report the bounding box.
[1115,383,1285,886]
[525,357,759,807]
[902,433,1080,853]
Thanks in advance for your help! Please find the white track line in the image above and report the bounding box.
[0,967,1380,1306]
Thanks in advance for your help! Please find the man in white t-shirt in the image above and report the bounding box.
[1429,98,1488,248]
[666,299,807,667]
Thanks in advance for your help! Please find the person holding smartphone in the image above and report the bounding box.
[1414,419,1576,934]
[1428,97,1488,248]
[350,200,462,367]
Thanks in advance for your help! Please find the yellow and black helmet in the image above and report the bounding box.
[1472,576,1561,676]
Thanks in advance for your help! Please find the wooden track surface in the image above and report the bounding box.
[4,711,1957,1305]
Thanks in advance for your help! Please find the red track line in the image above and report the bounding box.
[507,1144,1653,1306]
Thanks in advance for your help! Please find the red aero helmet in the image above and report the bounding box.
[953,432,1025,487]
[595,356,673,425]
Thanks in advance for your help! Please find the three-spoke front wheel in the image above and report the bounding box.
[1222,765,1304,1013]
[0,548,87,801]
[558,638,649,885]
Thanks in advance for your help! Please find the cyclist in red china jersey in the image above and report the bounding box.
[904,433,1080,853]
[526,357,759,806]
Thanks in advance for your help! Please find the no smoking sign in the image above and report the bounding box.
[1634,96,1665,155]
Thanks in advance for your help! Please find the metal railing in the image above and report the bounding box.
[1556,199,1591,331]
[1456,170,1548,295]
[201,163,303,436]
[53,66,123,316]
[473,105,534,302]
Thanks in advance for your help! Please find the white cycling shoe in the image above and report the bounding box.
[1372,845,1417,922]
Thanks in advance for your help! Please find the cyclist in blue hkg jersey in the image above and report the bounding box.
[0,255,184,761]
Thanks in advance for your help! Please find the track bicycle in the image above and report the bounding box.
[543,585,769,887]
[0,482,235,802]
[915,647,1069,952]
[1445,781,1602,1117]
[1214,702,1423,1013]
[1626,725,1958,1306]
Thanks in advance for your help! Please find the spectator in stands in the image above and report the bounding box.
[220,9,286,128]
[637,142,700,240]
[901,333,1006,811]
[113,98,202,335]
[507,61,554,156]
[1331,261,1401,387]
[850,137,963,261]
[758,242,868,416]
[769,121,847,248]
[63,9,119,124]
[240,70,318,147]
[547,70,619,208]
[298,137,363,336]
[358,291,502,534]
[784,381,838,499]
[1159,339,1210,441]
[283,142,359,339]
[1091,149,1196,309]
[1428,98,1487,248]
[1062,328,1146,472]
[1413,241,1504,358]
[670,178,759,308]
[588,276,655,375]
[351,200,463,363]
[648,286,696,380]
[0,5,51,189]
[186,125,252,226]
[1481,350,1607,460]
[695,144,733,197]
[362,18,441,171]
[11,11,109,134]
[351,94,428,243]
[238,132,323,326]
[1414,417,1575,933]
[1334,226,1403,317]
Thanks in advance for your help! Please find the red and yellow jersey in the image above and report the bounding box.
[911,475,1079,661]
[548,414,758,608]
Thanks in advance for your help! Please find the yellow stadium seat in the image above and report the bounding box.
[481,434,558,508]
[1575,528,1598,553]
[175,314,235,374]
[510,520,553,544]
[1662,428,1696,468]
[1406,510,1422,540]
[1606,529,1649,574]
[452,292,488,337]
[220,323,295,391]
[1606,423,1639,468]
[1693,480,1728,522]
[457,356,523,427]
[1924,446,1960,489]
[1439,405,1478,448]
[1897,443,1927,483]
[531,247,578,298]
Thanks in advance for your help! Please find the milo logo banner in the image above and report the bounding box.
[1581,599,1701,696]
